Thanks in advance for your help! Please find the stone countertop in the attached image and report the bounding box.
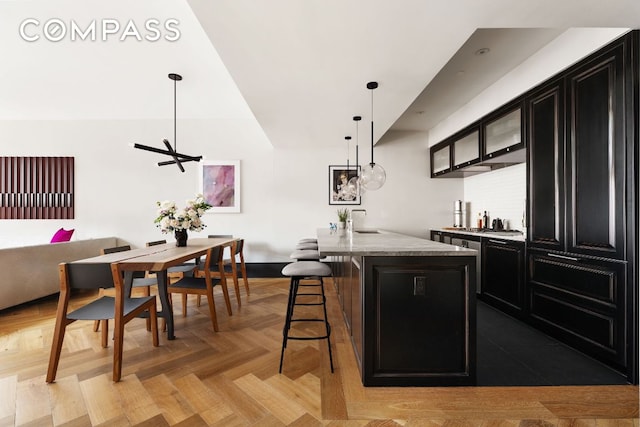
[436,228,526,242]
[317,228,477,257]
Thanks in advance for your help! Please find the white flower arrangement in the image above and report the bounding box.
[154,194,212,233]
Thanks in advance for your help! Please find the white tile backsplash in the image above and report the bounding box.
[463,163,526,231]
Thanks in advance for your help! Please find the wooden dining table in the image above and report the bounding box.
[71,237,237,340]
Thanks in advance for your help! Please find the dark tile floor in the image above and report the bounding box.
[477,301,629,386]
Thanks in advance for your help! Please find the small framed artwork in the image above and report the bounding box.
[199,160,241,213]
[329,165,361,205]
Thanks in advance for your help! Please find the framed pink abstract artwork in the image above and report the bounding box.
[199,160,241,213]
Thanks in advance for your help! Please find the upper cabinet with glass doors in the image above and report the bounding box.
[453,128,480,170]
[429,99,525,178]
[482,101,525,163]
[430,124,482,178]
[430,142,451,177]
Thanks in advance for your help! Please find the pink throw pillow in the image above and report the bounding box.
[50,228,74,243]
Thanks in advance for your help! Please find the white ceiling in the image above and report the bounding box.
[391,28,567,133]
[1,0,639,149]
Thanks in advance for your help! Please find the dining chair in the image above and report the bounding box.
[195,235,237,309]
[46,261,159,383]
[224,239,250,297]
[202,239,248,308]
[93,245,159,333]
[168,246,231,331]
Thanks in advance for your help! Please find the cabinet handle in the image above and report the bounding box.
[488,239,508,244]
[547,253,580,262]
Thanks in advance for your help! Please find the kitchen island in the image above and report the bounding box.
[317,228,477,386]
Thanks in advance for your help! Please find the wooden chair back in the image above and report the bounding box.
[101,245,132,255]
[234,239,244,256]
[61,262,115,291]
[146,240,167,247]
[204,246,224,273]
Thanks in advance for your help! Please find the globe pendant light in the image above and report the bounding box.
[348,115,363,195]
[359,81,386,191]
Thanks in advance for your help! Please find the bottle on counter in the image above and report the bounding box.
[477,212,482,229]
[482,211,489,229]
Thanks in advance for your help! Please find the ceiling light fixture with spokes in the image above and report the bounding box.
[130,73,202,172]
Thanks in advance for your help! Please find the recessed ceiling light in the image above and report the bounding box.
[475,47,490,56]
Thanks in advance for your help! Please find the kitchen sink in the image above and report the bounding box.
[354,229,380,234]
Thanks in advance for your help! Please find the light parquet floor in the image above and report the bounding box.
[0,277,637,426]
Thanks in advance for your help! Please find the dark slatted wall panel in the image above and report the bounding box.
[0,157,74,219]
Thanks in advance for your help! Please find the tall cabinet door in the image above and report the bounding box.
[527,79,565,252]
[565,41,626,260]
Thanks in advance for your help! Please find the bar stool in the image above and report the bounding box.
[298,238,317,244]
[289,249,323,261]
[295,242,318,250]
[279,260,334,373]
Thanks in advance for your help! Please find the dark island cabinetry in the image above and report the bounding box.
[334,255,364,370]
[321,229,477,386]
[361,256,476,386]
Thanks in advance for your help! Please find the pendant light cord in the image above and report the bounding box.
[353,115,361,176]
[173,77,177,152]
[370,90,374,166]
[346,136,350,171]
[355,119,359,175]
[367,82,378,166]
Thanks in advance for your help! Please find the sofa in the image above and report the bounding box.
[0,237,117,311]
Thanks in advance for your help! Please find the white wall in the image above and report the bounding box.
[0,120,459,262]
[463,163,526,231]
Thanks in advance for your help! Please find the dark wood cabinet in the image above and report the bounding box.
[350,257,363,370]
[429,101,525,178]
[482,238,525,317]
[452,127,481,171]
[430,141,452,177]
[430,123,487,178]
[526,78,565,252]
[429,31,637,383]
[528,36,628,260]
[525,31,637,382]
[334,255,364,371]
[565,42,627,260]
[362,255,476,386]
[528,249,628,369]
[332,248,477,386]
[482,101,525,163]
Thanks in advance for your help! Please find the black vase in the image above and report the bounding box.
[174,229,188,247]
